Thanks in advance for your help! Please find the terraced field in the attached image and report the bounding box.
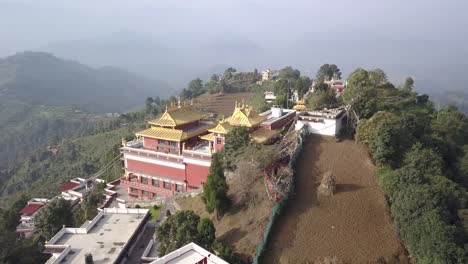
[193,92,254,117]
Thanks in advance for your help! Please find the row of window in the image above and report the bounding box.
[140,176,183,191]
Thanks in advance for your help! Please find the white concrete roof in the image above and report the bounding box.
[44,208,148,264]
[151,242,229,264]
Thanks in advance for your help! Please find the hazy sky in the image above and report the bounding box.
[1,0,467,88]
[1,0,466,55]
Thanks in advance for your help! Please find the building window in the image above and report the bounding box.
[142,191,149,196]
[163,181,171,189]
[159,140,167,145]
[141,177,148,184]
[170,141,177,147]
[176,184,183,192]
[216,138,223,144]
[152,179,159,187]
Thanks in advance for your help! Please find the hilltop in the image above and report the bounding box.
[0,52,172,113]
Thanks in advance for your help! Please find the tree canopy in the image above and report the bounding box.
[316,64,342,81]
[156,210,216,256]
[202,153,229,216]
[34,198,74,240]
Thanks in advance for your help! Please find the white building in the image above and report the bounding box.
[295,108,347,136]
[43,208,149,264]
[264,91,277,103]
[150,242,229,264]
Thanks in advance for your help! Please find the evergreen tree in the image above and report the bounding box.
[202,153,229,217]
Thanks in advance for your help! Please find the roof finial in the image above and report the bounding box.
[165,104,168,112]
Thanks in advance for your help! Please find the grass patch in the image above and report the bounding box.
[145,205,161,222]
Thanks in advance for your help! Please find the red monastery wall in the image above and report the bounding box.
[185,163,210,188]
[126,159,186,181]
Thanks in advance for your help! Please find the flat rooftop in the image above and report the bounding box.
[260,108,296,126]
[45,208,148,264]
[151,242,228,264]
[299,108,346,119]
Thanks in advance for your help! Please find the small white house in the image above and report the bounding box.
[295,108,346,136]
[264,91,277,103]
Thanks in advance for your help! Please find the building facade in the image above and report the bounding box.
[16,198,49,238]
[295,108,346,136]
[120,104,215,199]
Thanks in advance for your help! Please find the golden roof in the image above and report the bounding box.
[250,127,278,144]
[208,121,233,135]
[136,124,214,142]
[199,133,215,141]
[148,106,206,127]
[296,99,305,105]
[224,103,266,128]
[293,104,307,111]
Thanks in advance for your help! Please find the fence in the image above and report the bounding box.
[253,126,309,264]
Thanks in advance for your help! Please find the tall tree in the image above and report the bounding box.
[202,153,229,216]
[316,64,342,81]
[307,89,337,110]
[403,77,415,90]
[34,198,73,240]
[294,79,305,99]
[156,210,202,255]
[187,78,204,97]
[278,66,300,80]
[369,68,388,85]
[197,218,216,250]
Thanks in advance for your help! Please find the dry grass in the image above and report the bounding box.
[176,168,273,259]
[263,135,408,263]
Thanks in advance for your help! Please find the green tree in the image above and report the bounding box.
[156,210,203,256]
[187,78,205,97]
[223,127,250,158]
[316,64,342,81]
[34,198,73,239]
[314,80,329,92]
[202,153,229,216]
[369,68,388,85]
[294,79,305,99]
[278,66,300,80]
[197,218,216,250]
[306,89,337,110]
[403,77,415,90]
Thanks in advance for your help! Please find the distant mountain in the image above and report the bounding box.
[0,52,172,113]
[38,31,264,87]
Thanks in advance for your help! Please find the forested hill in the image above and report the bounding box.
[0,52,172,113]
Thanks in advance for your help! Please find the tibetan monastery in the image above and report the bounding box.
[119,101,296,199]
[120,103,215,199]
[201,102,296,152]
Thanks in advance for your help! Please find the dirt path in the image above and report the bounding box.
[263,136,406,263]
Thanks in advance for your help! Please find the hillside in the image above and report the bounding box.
[0,52,172,113]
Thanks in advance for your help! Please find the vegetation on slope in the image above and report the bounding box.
[347,68,468,263]
[0,51,171,113]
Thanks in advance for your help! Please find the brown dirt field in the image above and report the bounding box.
[177,171,273,259]
[193,92,254,117]
[263,136,407,264]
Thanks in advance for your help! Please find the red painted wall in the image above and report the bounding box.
[213,136,225,151]
[126,159,186,181]
[143,137,158,150]
[185,164,209,188]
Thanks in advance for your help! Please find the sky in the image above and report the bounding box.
[1,0,467,89]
